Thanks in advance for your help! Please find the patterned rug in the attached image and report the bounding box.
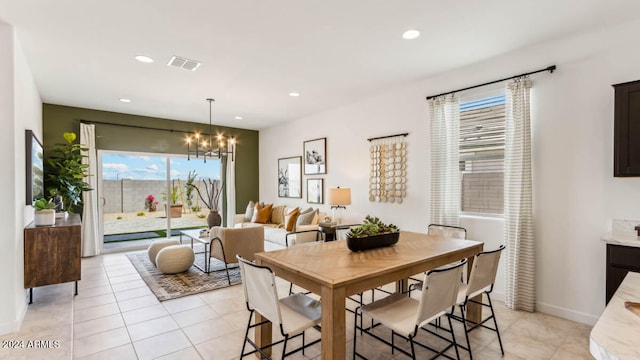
[127,251,241,301]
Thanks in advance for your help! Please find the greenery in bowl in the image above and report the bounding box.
[33,198,55,211]
[346,215,399,238]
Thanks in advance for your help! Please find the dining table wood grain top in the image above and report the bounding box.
[254,230,484,360]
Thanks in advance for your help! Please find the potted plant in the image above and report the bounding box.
[345,215,400,252]
[163,186,183,218]
[186,178,223,228]
[144,194,158,212]
[45,132,92,214]
[33,198,56,226]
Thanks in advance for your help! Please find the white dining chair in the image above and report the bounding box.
[353,259,467,360]
[236,255,322,360]
[452,245,505,359]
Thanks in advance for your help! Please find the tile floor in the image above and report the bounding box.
[0,252,595,360]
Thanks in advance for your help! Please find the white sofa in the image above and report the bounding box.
[233,211,325,247]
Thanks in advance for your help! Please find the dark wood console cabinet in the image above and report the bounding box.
[24,214,81,303]
[606,244,640,304]
[613,80,640,176]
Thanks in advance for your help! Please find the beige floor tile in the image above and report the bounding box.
[73,327,131,358]
[74,314,125,339]
[170,305,219,328]
[122,304,170,326]
[111,279,147,292]
[132,329,192,360]
[205,297,248,315]
[162,295,208,314]
[103,263,135,272]
[106,267,139,278]
[117,294,160,312]
[182,317,237,345]
[75,343,138,360]
[127,315,180,342]
[74,284,113,299]
[77,277,111,291]
[74,293,117,311]
[74,302,121,323]
[109,273,143,285]
[194,329,248,360]
[155,346,204,360]
[114,286,153,302]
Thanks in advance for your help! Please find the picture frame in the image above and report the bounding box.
[306,178,324,204]
[25,130,45,205]
[303,137,326,175]
[278,156,302,198]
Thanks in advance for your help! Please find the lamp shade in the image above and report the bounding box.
[328,187,351,206]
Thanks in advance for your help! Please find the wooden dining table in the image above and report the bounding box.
[254,231,484,360]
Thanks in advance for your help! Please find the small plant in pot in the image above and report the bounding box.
[186,178,224,228]
[33,198,56,226]
[345,215,400,252]
[163,186,183,218]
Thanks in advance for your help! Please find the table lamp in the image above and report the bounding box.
[328,187,351,224]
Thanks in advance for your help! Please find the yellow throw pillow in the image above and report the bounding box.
[250,202,263,223]
[271,205,286,225]
[284,207,300,232]
[254,204,273,224]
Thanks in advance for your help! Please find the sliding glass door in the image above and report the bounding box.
[99,150,221,251]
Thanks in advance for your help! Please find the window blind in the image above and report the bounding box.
[459,95,505,214]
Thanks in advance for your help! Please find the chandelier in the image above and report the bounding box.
[186,98,235,162]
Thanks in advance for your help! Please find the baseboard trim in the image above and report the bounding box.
[536,301,599,326]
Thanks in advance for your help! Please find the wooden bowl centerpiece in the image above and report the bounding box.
[345,216,400,252]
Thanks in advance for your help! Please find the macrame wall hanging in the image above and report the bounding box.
[368,133,408,204]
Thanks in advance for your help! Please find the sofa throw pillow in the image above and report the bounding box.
[300,207,314,215]
[251,202,266,222]
[244,200,256,222]
[271,205,286,226]
[284,207,300,232]
[296,209,318,227]
[254,204,273,224]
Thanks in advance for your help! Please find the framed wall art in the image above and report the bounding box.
[303,137,326,175]
[278,156,302,198]
[25,130,45,205]
[306,178,324,204]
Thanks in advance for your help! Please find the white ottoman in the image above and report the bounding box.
[156,245,195,274]
[147,239,180,267]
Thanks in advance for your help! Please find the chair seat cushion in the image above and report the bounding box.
[156,245,195,274]
[279,293,322,335]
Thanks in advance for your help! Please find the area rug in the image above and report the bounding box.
[127,251,241,301]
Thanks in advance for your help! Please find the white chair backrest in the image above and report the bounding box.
[236,256,282,326]
[416,260,466,326]
[427,224,467,239]
[466,245,505,297]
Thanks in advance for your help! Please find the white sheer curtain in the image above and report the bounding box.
[504,78,535,311]
[429,95,461,226]
[80,123,101,257]
[225,154,236,227]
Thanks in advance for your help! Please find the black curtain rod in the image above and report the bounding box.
[80,119,215,136]
[425,65,556,100]
[367,133,409,142]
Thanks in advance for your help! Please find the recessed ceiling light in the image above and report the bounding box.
[134,55,154,63]
[289,92,300,97]
[235,116,243,120]
[119,98,132,103]
[402,29,420,40]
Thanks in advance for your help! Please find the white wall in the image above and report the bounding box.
[260,18,640,325]
[0,22,42,335]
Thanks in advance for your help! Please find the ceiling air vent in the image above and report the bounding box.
[167,55,201,71]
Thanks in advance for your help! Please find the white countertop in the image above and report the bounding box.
[590,272,640,360]
[601,219,640,248]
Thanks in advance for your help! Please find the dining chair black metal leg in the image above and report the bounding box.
[460,304,473,360]
[448,313,461,360]
[487,293,504,355]
[409,336,417,360]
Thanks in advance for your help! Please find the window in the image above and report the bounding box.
[459,94,505,215]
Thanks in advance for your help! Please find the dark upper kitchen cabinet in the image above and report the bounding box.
[613,80,640,176]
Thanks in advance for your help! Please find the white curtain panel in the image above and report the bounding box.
[80,123,101,257]
[504,78,535,311]
[225,154,236,227]
[428,95,461,226]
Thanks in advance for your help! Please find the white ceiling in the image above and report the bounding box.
[1,0,640,130]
